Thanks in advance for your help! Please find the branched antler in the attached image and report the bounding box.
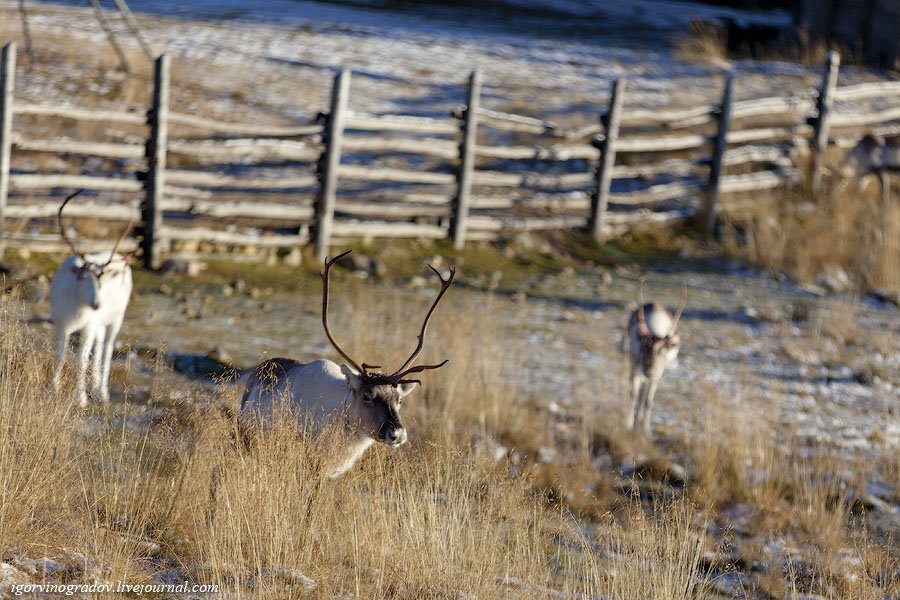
[635,276,651,338]
[321,250,367,376]
[320,251,455,385]
[104,214,136,266]
[58,190,134,267]
[58,190,86,260]
[667,284,687,337]
[389,265,455,380]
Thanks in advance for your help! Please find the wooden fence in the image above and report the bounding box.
[1,40,899,268]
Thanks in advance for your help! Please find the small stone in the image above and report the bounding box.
[538,447,557,464]
[159,259,206,277]
[600,271,613,286]
[336,253,373,274]
[491,445,508,462]
[283,248,303,267]
[816,265,854,293]
[205,347,233,365]
[711,572,746,596]
[0,562,29,587]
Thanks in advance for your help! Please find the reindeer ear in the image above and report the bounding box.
[340,364,363,393]
[397,381,418,398]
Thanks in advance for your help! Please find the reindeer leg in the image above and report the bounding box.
[53,326,70,391]
[75,327,96,408]
[100,319,123,403]
[627,368,642,430]
[90,326,106,399]
[642,377,660,436]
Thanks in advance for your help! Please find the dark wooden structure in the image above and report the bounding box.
[794,0,900,68]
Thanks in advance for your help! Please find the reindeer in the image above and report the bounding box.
[49,191,134,407]
[625,278,686,435]
[834,133,900,202]
[240,250,455,478]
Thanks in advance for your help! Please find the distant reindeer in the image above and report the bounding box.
[50,191,134,407]
[240,250,455,477]
[836,133,900,201]
[625,278,686,435]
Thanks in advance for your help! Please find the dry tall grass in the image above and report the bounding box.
[722,179,900,293]
[674,21,728,64]
[0,281,896,599]
[0,300,714,599]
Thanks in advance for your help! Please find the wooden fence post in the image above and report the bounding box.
[315,68,350,262]
[451,69,481,251]
[589,78,625,242]
[703,71,734,237]
[0,43,16,258]
[143,53,169,270]
[811,50,840,191]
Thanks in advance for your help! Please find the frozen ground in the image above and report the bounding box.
[12,0,876,124]
[94,257,895,459]
[5,0,897,465]
[1,4,897,593]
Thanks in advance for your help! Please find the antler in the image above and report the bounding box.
[58,190,86,260]
[635,276,652,337]
[321,250,367,376]
[667,284,688,337]
[103,214,136,266]
[389,264,455,380]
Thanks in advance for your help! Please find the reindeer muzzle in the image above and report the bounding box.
[381,426,408,447]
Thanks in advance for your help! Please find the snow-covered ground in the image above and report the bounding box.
[14,0,873,124]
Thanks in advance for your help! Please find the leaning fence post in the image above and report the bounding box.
[143,53,169,270]
[811,50,840,191]
[0,43,17,258]
[451,68,481,251]
[589,78,625,242]
[315,68,350,262]
[703,71,734,237]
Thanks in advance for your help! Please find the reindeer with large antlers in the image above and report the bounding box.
[625,278,687,435]
[49,190,135,407]
[240,250,455,477]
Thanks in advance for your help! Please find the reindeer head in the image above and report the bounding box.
[839,133,886,178]
[322,250,455,447]
[634,278,686,376]
[59,190,135,311]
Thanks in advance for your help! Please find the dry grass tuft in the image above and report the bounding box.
[561,498,710,599]
[0,315,78,550]
[674,21,729,64]
[687,382,785,510]
[721,180,900,293]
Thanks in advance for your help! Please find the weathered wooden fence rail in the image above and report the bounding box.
[0,40,898,266]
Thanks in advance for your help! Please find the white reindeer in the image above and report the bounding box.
[240,250,455,477]
[625,278,686,435]
[49,191,134,407]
